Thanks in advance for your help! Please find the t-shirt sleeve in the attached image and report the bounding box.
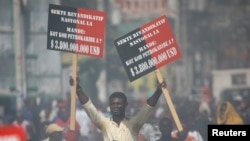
[82,100,104,128]
[130,104,153,131]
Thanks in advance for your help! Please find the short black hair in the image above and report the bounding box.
[109,92,127,103]
[159,117,173,127]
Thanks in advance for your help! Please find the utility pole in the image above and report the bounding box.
[13,0,27,110]
[175,0,192,95]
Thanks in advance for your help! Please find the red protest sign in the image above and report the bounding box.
[114,15,181,82]
[47,4,106,58]
[0,125,26,141]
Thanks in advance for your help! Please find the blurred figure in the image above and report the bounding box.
[39,121,50,141]
[21,99,33,122]
[55,106,81,141]
[242,97,250,124]
[12,112,36,141]
[75,101,91,141]
[216,101,244,125]
[39,101,58,123]
[139,116,158,141]
[172,120,204,141]
[192,102,212,141]
[0,116,4,127]
[157,117,177,141]
[43,123,65,141]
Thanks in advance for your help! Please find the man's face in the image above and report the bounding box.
[109,97,127,118]
[159,120,173,133]
[59,107,69,121]
[50,132,63,141]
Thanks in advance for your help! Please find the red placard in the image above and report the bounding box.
[47,4,106,58]
[140,15,181,68]
[0,125,26,141]
[114,15,181,82]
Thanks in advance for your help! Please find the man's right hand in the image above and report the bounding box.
[69,76,74,86]
[69,76,89,104]
[69,76,79,86]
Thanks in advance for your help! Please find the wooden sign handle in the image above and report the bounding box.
[155,69,183,131]
[70,54,78,130]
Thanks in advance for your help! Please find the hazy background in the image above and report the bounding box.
[0,0,249,118]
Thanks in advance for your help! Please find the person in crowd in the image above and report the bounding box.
[216,101,244,125]
[21,99,33,122]
[157,117,177,141]
[242,97,250,124]
[43,123,65,141]
[54,105,81,141]
[39,121,50,141]
[75,101,92,141]
[171,120,204,141]
[29,98,43,141]
[70,76,166,141]
[170,99,204,141]
[12,112,36,141]
[0,116,4,127]
[39,101,58,123]
[192,102,212,141]
[139,115,159,141]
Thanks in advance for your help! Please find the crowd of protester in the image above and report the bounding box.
[0,89,250,141]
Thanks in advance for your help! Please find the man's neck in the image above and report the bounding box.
[112,116,125,125]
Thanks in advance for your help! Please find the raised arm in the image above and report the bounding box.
[146,80,167,107]
[70,77,89,104]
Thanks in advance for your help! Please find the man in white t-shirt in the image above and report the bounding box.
[76,102,92,141]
